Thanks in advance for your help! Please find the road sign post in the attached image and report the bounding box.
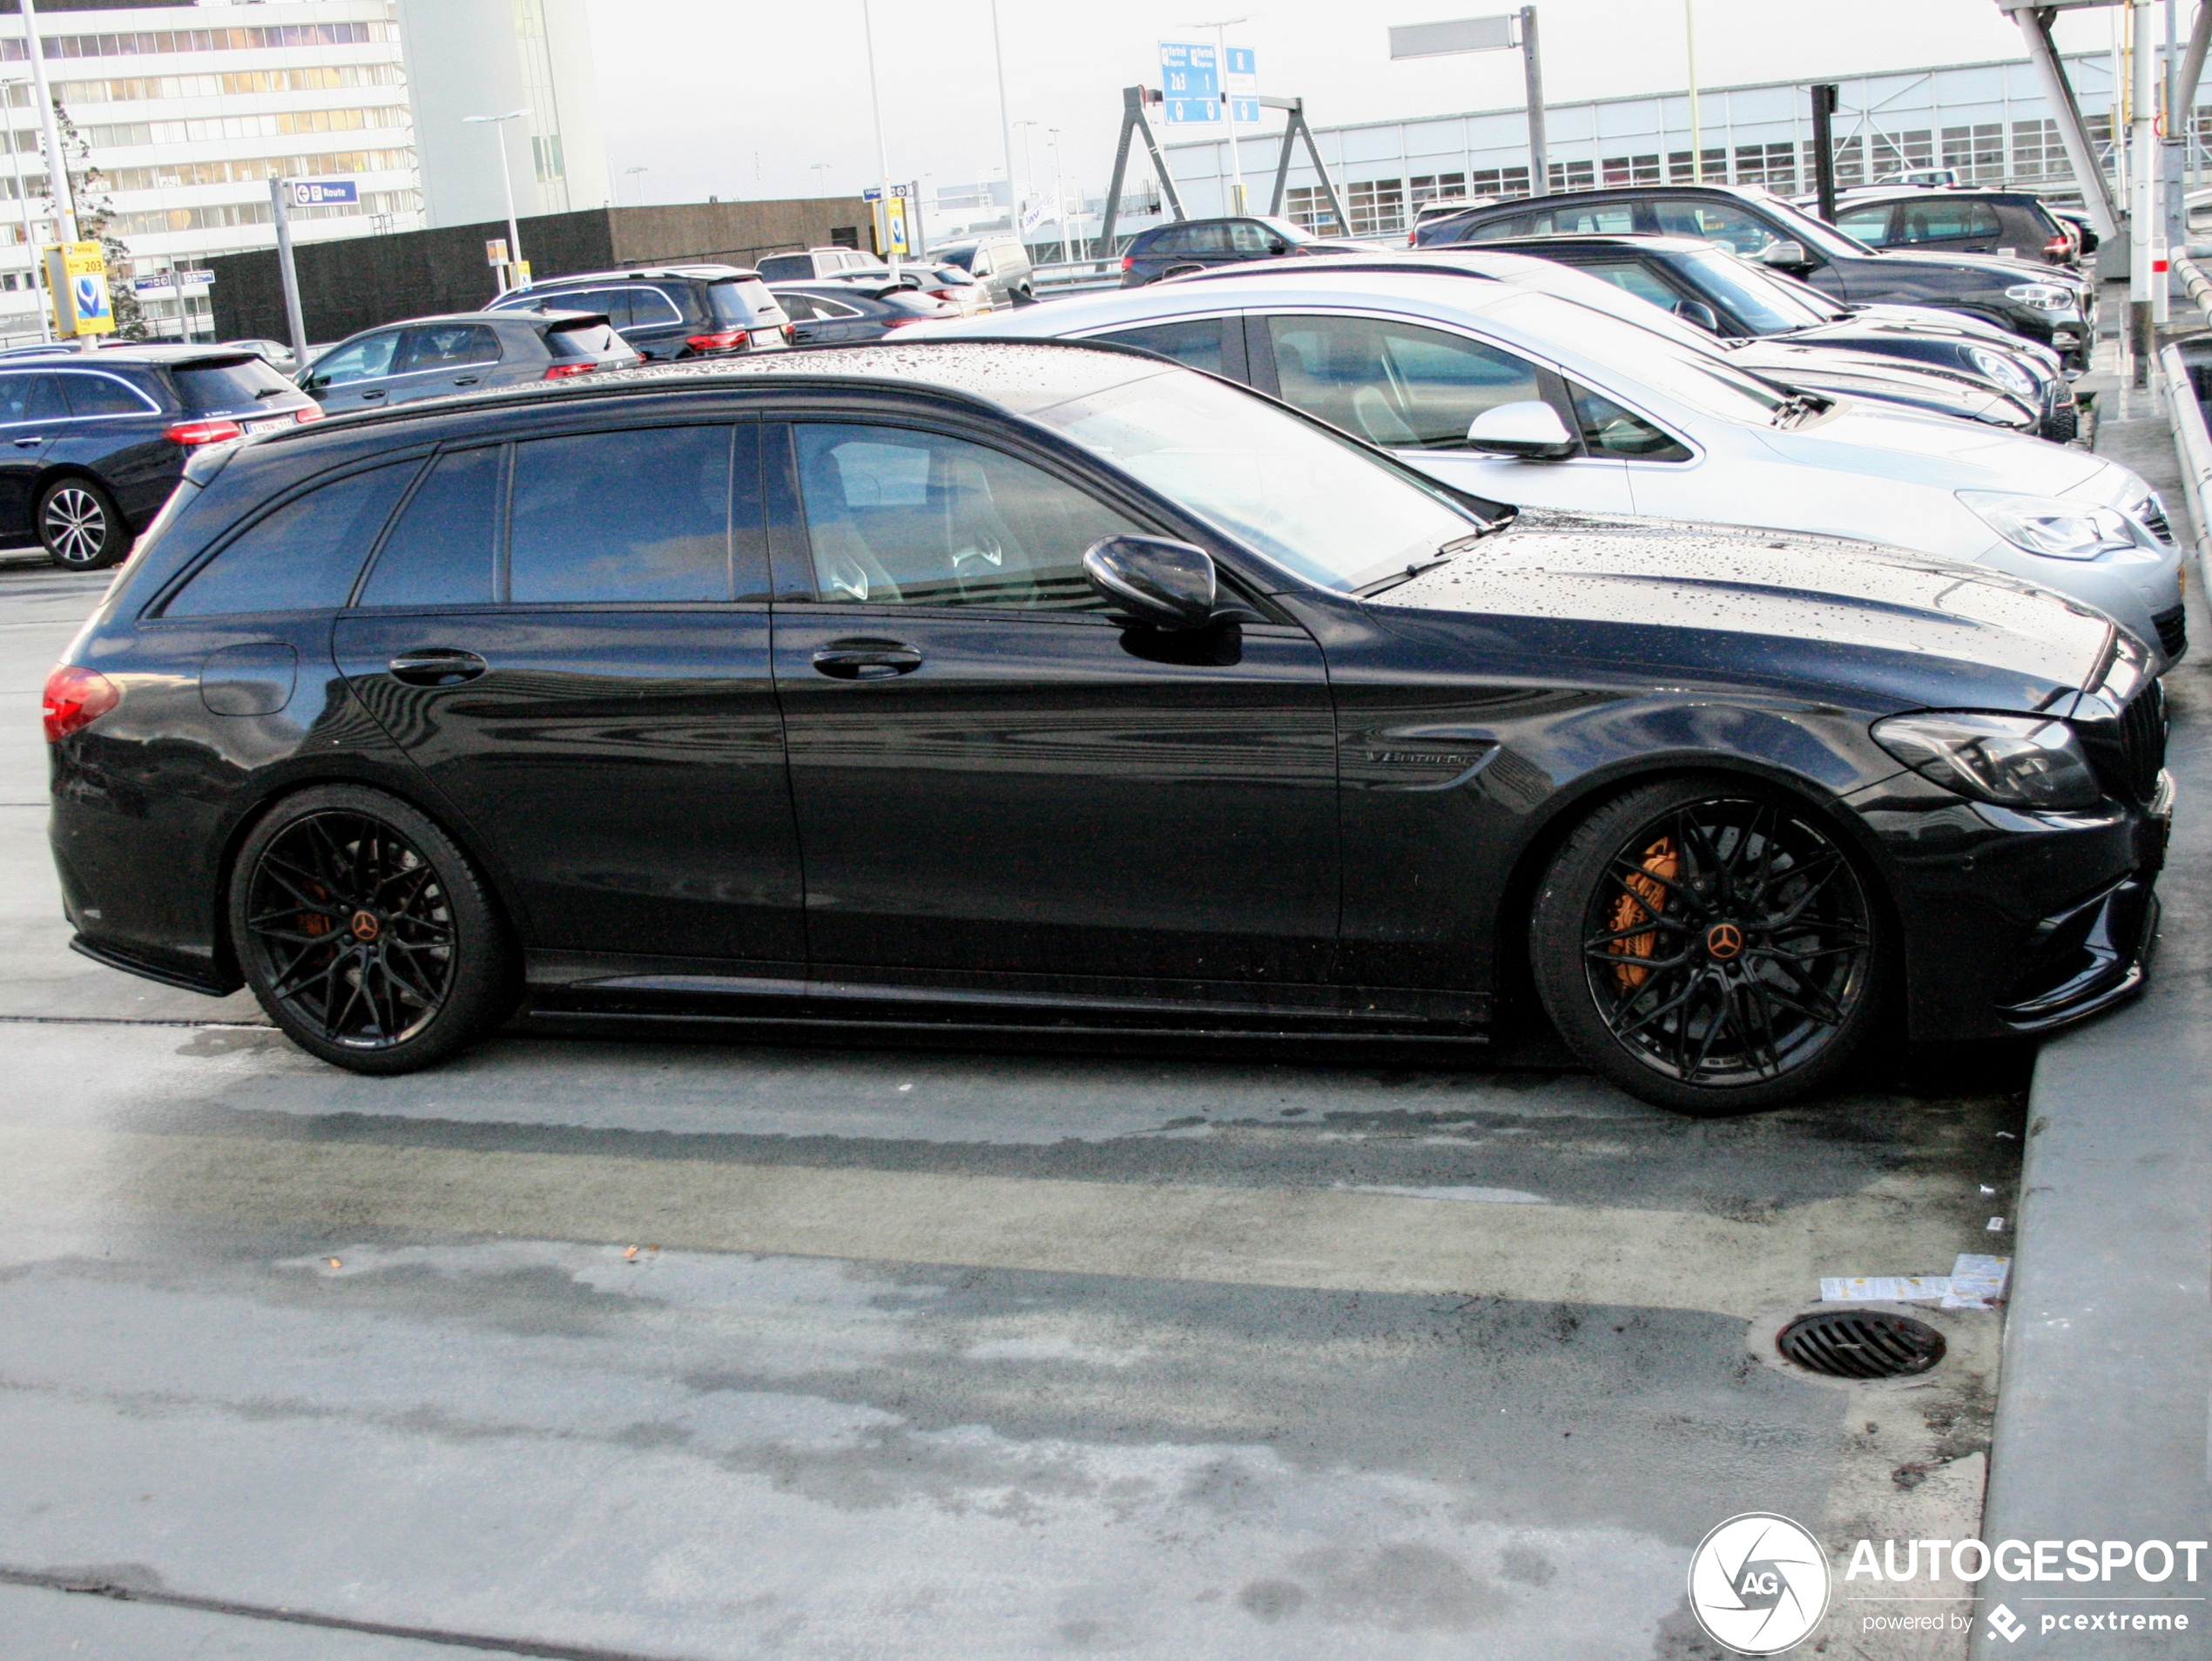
[42,240,112,338]
[269,178,311,376]
[1388,10,1547,192]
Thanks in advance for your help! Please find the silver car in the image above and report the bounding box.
[909,266,2185,665]
[300,311,639,413]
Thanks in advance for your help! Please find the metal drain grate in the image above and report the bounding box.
[1777,1310,1946,1381]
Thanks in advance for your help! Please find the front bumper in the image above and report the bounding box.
[1855,767,2171,1043]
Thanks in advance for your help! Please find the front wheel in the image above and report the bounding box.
[229,786,518,1074]
[1529,779,1885,1115]
[39,477,130,570]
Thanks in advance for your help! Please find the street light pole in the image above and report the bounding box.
[0,78,48,342]
[1187,17,1247,215]
[21,0,87,351]
[1684,0,1703,183]
[463,108,529,291]
[988,0,1019,232]
[860,0,900,275]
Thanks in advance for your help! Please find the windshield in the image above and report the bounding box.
[711,276,787,326]
[1675,249,1833,332]
[1258,216,1319,245]
[1026,366,1495,593]
[936,246,978,271]
[1490,289,1791,423]
[174,356,299,412]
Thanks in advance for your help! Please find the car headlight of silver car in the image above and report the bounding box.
[1872,712,2102,809]
[2005,281,2077,314]
[1956,490,2147,560]
[1966,345,2041,400]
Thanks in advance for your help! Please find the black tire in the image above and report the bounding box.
[228,785,518,1075]
[1529,777,1885,1116]
[39,476,131,570]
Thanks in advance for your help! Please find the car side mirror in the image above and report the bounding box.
[1672,298,1721,332]
[1463,400,1579,460]
[1757,240,1811,268]
[1082,536,1217,631]
[1268,238,1290,255]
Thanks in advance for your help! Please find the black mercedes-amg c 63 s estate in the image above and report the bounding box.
[44,341,2170,1113]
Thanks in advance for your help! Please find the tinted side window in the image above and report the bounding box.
[773,292,818,321]
[1649,199,1777,256]
[550,287,629,327]
[625,287,684,327]
[1898,201,2000,242]
[0,373,64,422]
[358,446,501,608]
[0,373,35,422]
[1095,318,1227,375]
[1569,382,1692,462]
[1184,224,1234,256]
[308,333,401,388]
[1833,203,1895,246]
[1527,204,1637,235]
[1574,260,1686,310]
[793,423,1140,611]
[754,254,807,282]
[1143,226,1192,257]
[57,373,153,416]
[400,324,501,372]
[1229,220,1275,253]
[167,461,420,618]
[1461,214,1530,242]
[509,426,733,604]
[1265,314,1541,448]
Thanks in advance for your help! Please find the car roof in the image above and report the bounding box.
[256,340,1186,445]
[0,342,265,366]
[1430,233,1722,258]
[1822,186,2043,206]
[511,265,762,290]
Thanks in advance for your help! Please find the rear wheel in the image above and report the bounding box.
[39,477,129,570]
[1530,779,1885,1115]
[229,786,518,1075]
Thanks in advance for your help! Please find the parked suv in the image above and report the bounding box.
[1121,215,1368,286]
[486,266,792,361]
[301,311,640,415]
[1419,183,2094,367]
[929,236,1035,307]
[0,344,319,569]
[754,247,886,283]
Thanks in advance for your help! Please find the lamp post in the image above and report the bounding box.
[1185,16,1247,214]
[462,108,529,291]
[988,0,1018,232]
[860,0,899,275]
[1048,128,1071,265]
[624,165,648,206]
[21,0,88,351]
[0,77,47,342]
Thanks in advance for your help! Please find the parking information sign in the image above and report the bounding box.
[1158,42,1220,125]
[289,179,358,206]
[43,240,113,336]
[1160,41,1258,124]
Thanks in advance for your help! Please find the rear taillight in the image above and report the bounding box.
[780,324,794,343]
[293,405,325,424]
[165,419,242,446]
[686,328,750,351]
[543,361,597,380]
[43,664,118,743]
[1121,255,1134,271]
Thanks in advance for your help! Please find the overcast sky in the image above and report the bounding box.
[582,0,2120,206]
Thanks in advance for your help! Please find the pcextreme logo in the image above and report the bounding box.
[1687,1513,1831,1655]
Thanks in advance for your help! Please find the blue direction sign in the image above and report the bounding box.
[290,179,358,206]
[1158,41,1220,125]
[1226,46,1256,76]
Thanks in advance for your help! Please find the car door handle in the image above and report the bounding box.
[388,649,488,686]
[360,389,387,400]
[452,375,478,385]
[812,640,922,679]
[12,436,39,447]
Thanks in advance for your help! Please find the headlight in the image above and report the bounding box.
[2005,282,2077,314]
[1872,712,2102,809]
[1966,345,2041,399]
[1957,490,2145,560]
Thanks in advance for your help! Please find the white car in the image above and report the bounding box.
[908,267,2185,664]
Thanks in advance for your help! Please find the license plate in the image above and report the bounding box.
[245,417,288,435]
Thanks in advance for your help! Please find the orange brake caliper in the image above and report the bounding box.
[1608,836,1679,991]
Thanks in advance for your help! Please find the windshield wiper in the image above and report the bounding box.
[1771,391,1828,429]
[1353,532,1490,598]
[253,385,288,398]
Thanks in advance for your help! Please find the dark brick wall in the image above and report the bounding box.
[208,197,868,346]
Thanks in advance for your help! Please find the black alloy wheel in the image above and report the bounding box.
[1532,779,1885,1114]
[230,785,517,1074]
[39,477,129,570]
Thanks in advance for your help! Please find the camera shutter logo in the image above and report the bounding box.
[1687,1513,1831,1654]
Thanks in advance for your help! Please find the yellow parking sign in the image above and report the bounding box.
[43,241,115,336]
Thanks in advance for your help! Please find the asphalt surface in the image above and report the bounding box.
[0,549,2027,1659]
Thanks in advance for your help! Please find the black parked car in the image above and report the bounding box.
[1419,184,2095,368]
[0,344,319,568]
[1480,233,2080,441]
[1121,214,1368,286]
[44,342,2168,1114]
[772,280,962,344]
[486,265,792,361]
[1819,188,2081,268]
